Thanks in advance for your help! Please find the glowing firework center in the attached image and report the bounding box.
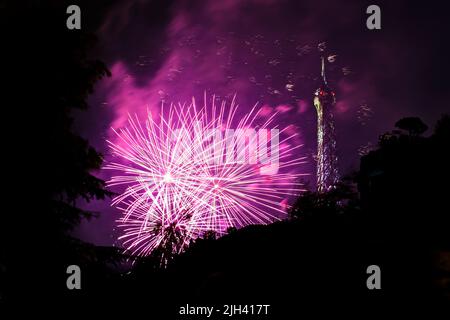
[106,97,306,257]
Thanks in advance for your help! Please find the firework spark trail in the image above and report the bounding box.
[105,95,308,258]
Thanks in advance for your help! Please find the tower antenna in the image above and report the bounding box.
[321,56,327,85]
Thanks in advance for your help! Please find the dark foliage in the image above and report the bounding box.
[395,116,428,136]
[1,1,119,309]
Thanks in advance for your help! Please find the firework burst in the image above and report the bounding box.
[105,95,308,260]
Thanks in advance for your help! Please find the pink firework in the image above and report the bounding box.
[105,95,308,259]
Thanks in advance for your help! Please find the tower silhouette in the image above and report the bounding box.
[313,55,339,192]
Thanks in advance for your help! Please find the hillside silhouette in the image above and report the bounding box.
[75,115,450,318]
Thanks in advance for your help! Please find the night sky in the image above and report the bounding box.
[74,0,450,246]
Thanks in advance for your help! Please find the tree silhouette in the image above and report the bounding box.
[1,1,118,306]
[395,117,428,136]
[150,209,194,267]
[289,177,359,220]
[434,114,450,141]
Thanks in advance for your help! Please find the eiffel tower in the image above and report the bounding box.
[313,55,339,192]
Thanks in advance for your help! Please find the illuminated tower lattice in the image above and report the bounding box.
[313,56,339,192]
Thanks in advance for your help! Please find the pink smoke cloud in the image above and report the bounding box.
[297,99,309,114]
[276,104,294,113]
